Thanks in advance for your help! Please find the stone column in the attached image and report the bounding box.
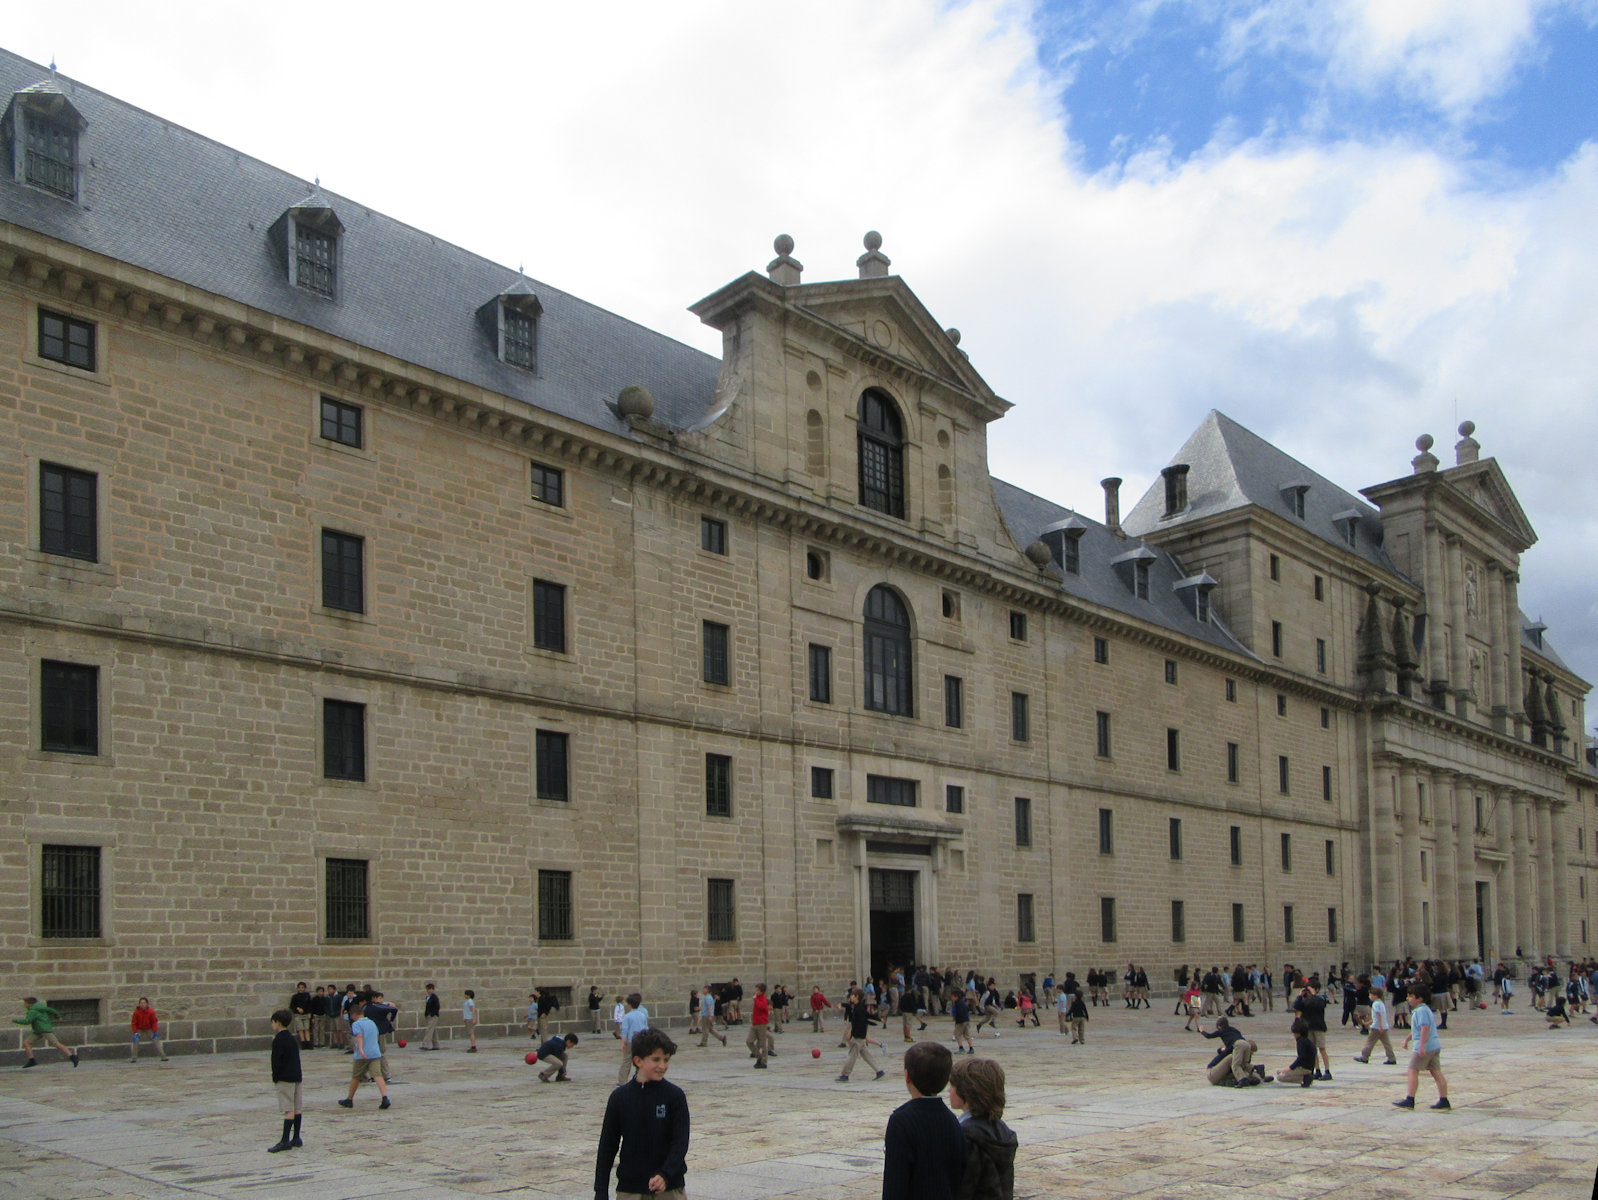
[1445,536,1470,718]
[1423,526,1449,696]
[1485,563,1508,729]
[1398,763,1425,954]
[1550,801,1570,957]
[1371,763,1401,962]
[1494,788,1518,960]
[1453,778,1478,959]
[1536,798,1556,958]
[1511,793,1536,958]
[1433,770,1459,958]
[1504,571,1524,734]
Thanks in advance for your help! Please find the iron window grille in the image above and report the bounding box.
[1171,900,1185,943]
[40,844,100,938]
[1095,711,1111,758]
[808,644,831,704]
[1164,659,1178,684]
[1328,907,1338,943]
[293,221,337,297]
[944,675,963,728]
[1227,742,1240,783]
[857,389,906,517]
[705,753,732,817]
[945,784,964,814]
[1017,893,1036,943]
[532,580,567,653]
[1012,692,1029,742]
[1062,536,1080,574]
[707,878,736,941]
[1166,728,1180,770]
[530,462,564,506]
[503,306,537,369]
[1225,677,1236,702]
[866,775,917,807]
[325,858,369,939]
[24,112,76,197]
[1232,903,1245,942]
[1230,825,1242,866]
[863,586,912,715]
[535,730,569,802]
[1098,808,1114,855]
[320,530,364,613]
[320,397,363,447]
[1100,897,1117,943]
[700,517,727,554]
[538,870,573,941]
[38,308,95,370]
[1169,818,1183,860]
[1283,904,1295,944]
[322,699,366,781]
[1280,833,1292,872]
[1014,797,1032,847]
[1093,637,1109,664]
[1316,638,1327,673]
[41,660,98,754]
[39,462,97,561]
[702,621,730,685]
[1278,756,1290,794]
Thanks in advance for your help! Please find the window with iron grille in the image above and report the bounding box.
[1166,727,1180,770]
[1011,692,1029,742]
[38,309,95,370]
[1164,659,1178,685]
[702,621,730,685]
[1327,906,1338,943]
[707,878,736,941]
[530,461,564,506]
[44,998,100,1025]
[1098,808,1114,855]
[945,784,964,814]
[320,397,363,447]
[41,845,100,938]
[857,389,905,518]
[1227,742,1240,783]
[536,730,569,802]
[1063,536,1080,574]
[1324,839,1336,876]
[1014,797,1032,847]
[811,766,834,799]
[39,461,97,561]
[808,644,831,704]
[1095,711,1111,758]
[1280,833,1292,872]
[1322,765,1333,802]
[320,530,364,613]
[705,753,732,817]
[1100,896,1117,943]
[867,775,917,807]
[1093,637,1109,664]
[1133,560,1150,600]
[1017,893,1035,943]
[503,305,537,369]
[1316,638,1327,674]
[532,580,567,653]
[323,699,366,781]
[1171,899,1185,943]
[1271,620,1283,657]
[1225,677,1236,702]
[863,586,912,715]
[944,675,963,728]
[1277,693,1288,716]
[1009,610,1027,641]
[325,858,369,939]
[1232,902,1245,942]
[1283,904,1295,944]
[1278,755,1290,794]
[538,870,573,941]
[1230,825,1242,866]
[24,112,76,198]
[293,221,337,297]
[1320,706,1330,728]
[700,516,727,555]
[1169,817,1183,860]
[41,660,98,755]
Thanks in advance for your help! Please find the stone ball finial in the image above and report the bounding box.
[1024,540,1053,568]
[863,230,883,251]
[1365,581,1382,597]
[1458,420,1475,437]
[945,328,961,346]
[616,384,655,419]
[774,233,794,256]
[1416,434,1434,452]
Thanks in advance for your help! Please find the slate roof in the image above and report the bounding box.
[991,477,1252,656]
[0,50,720,438]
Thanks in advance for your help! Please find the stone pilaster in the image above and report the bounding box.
[1494,788,1518,960]
[1423,525,1449,701]
[1445,535,1470,718]
[1371,762,1401,962]
[1485,563,1508,729]
[1551,801,1570,957]
[1398,763,1426,954]
[1433,769,1459,958]
[1536,798,1556,957]
[1504,571,1524,735]
[1511,793,1536,958]
[1453,777,1478,959]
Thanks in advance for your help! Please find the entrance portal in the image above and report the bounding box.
[869,868,917,982]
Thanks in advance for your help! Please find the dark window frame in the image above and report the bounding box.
[1164,659,1178,685]
[1017,893,1036,943]
[945,784,964,814]
[535,729,570,803]
[705,753,733,817]
[944,675,963,729]
[1014,796,1032,848]
[1232,902,1245,942]
[320,529,365,614]
[322,699,367,782]
[40,660,98,756]
[1169,817,1183,860]
[862,585,913,716]
[1009,610,1028,641]
[1093,636,1109,664]
[537,869,574,941]
[532,579,568,653]
[1280,832,1293,872]
[1324,838,1336,876]
[1098,808,1114,855]
[707,878,736,942]
[702,620,731,686]
[40,844,100,938]
[1011,692,1030,742]
[502,304,538,370]
[808,643,832,704]
[811,766,834,799]
[23,110,78,198]
[1166,727,1181,771]
[319,396,363,448]
[1100,896,1117,943]
[1283,904,1296,944]
[292,219,338,299]
[866,774,918,808]
[1227,741,1240,784]
[39,461,98,562]
[1225,677,1236,703]
[1095,710,1112,758]
[700,516,728,555]
[1271,620,1283,657]
[1229,825,1242,867]
[530,461,565,507]
[1171,899,1186,944]
[1278,755,1290,795]
[325,857,370,940]
[38,308,95,371]
[857,388,906,518]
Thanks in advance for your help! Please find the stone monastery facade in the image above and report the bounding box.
[3,50,1593,1029]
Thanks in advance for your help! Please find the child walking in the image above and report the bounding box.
[1394,983,1450,1110]
[594,1027,689,1199]
[14,998,77,1068]
[267,1009,303,1152]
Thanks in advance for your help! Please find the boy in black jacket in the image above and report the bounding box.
[595,1028,689,1200]
[883,1041,965,1200]
[267,1009,303,1153]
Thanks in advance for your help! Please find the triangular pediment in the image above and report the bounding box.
[1443,459,1537,550]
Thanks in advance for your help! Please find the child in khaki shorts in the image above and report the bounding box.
[268,1010,304,1152]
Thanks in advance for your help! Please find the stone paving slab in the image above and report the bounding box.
[3,1006,1598,1199]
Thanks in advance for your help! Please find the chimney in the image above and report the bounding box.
[857,230,891,279]
[767,234,802,286]
[1102,477,1123,539]
[1161,464,1190,517]
[1455,420,1480,465]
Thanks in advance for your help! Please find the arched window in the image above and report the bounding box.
[863,585,913,715]
[857,389,905,518]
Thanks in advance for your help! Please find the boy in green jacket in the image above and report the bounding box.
[15,998,79,1068]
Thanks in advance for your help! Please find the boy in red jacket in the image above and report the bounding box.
[130,997,168,1062]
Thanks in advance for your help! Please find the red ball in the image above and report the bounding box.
[397,1039,406,1048]
[811,1048,821,1058]
[525,1052,538,1065]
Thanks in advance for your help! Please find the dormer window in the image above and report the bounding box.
[1173,572,1218,622]
[1280,483,1310,519]
[5,83,88,201]
[270,193,344,300]
[1333,508,1361,547]
[478,279,543,372]
[1134,560,1150,599]
[1038,517,1087,575]
[1062,532,1081,574]
[1525,621,1545,651]
[1111,545,1158,601]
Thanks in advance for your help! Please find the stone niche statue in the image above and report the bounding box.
[1464,562,1479,619]
[1469,648,1484,699]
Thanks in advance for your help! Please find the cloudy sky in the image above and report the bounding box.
[9,1,1597,703]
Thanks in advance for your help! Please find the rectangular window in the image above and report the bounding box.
[1420,850,1429,883]
[1095,711,1112,758]
[293,222,337,297]
[1171,899,1186,943]
[1100,897,1117,943]
[700,516,727,554]
[530,461,564,506]
[325,858,369,939]
[808,644,832,704]
[1316,638,1327,674]
[1320,706,1330,729]
[319,396,363,447]
[38,308,96,371]
[944,675,963,728]
[535,730,569,802]
[1283,904,1295,944]
[1169,817,1183,860]
[945,784,964,814]
[1134,560,1150,600]
[39,462,97,561]
[1271,621,1283,657]
[1322,765,1333,802]
[1229,825,1242,867]
[1269,553,1280,581]
[1314,575,1324,601]
[1325,839,1336,876]
[1014,797,1032,848]
[320,530,365,613]
[503,306,537,369]
[1277,694,1288,717]
[1017,893,1036,943]
[1063,536,1080,574]
[1278,755,1290,794]
[811,766,834,799]
[705,753,732,817]
[40,660,98,755]
[322,699,366,782]
[24,114,77,198]
[707,878,736,942]
[702,621,730,685]
[1166,727,1181,771]
[1232,902,1245,943]
[867,775,917,808]
[1225,677,1236,702]
[1422,901,1431,945]
[1227,742,1240,784]
[1164,659,1178,685]
[1098,808,1114,855]
[1011,692,1030,742]
[532,579,567,653]
[40,845,100,938]
[1009,610,1027,641]
[1093,636,1109,664]
[1280,833,1292,872]
[537,870,573,941]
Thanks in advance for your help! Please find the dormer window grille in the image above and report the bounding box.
[503,307,536,369]
[1062,533,1080,574]
[5,83,88,201]
[477,280,543,372]
[294,222,337,298]
[1134,560,1150,599]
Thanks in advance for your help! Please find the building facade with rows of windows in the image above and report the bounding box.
[3,52,1594,1034]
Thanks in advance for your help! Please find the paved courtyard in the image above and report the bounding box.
[3,1003,1595,1200]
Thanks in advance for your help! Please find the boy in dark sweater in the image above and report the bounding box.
[595,1028,689,1200]
[267,1009,304,1152]
[883,1041,964,1200]
[537,1032,579,1081]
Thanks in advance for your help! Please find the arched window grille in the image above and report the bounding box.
[857,389,905,518]
[863,585,913,715]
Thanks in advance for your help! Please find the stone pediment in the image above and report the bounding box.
[1444,460,1537,551]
